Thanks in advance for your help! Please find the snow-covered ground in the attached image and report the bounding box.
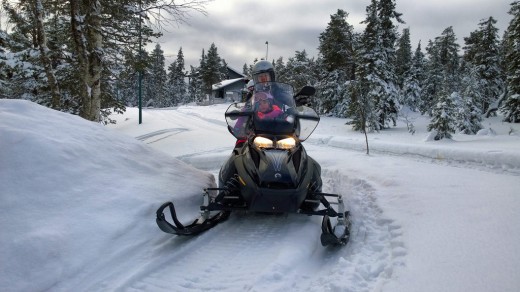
[1,99,520,292]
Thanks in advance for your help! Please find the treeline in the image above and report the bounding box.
[267,1,519,139]
[1,0,519,136]
[0,0,209,123]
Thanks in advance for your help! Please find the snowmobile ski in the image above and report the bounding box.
[320,211,351,246]
[156,201,230,236]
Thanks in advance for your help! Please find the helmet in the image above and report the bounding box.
[246,80,254,90]
[253,91,273,105]
[252,60,275,83]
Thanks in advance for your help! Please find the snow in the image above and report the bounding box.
[212,77,245,90]
[1,99,520,292]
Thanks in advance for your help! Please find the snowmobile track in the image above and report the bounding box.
[135,128,189,144]
[122,215,304,291]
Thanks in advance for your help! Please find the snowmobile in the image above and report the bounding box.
[156,82,351,246]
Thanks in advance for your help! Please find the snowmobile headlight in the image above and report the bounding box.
[276,137,296,149]
[254,136,274,148]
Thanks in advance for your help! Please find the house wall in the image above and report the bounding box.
[214,81,246,102]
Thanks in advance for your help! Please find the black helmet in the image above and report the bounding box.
[252,60,275,83]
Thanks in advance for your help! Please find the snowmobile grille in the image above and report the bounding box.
[261,181,295,189]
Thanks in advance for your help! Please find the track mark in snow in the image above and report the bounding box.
[290,169,407,292]
[116,167,405,292]
[135,128,188,144]
[122,214,311,292]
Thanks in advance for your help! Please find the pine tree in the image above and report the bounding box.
[316,9,357,115]
[501,1,520,123]
[458,61,484,134]
[200,43,224,95]
[167,48,187,105]
[318,9,356,78]
[242,63,250,76]
[421,27,461,115]
[283,50,315,90]
[1,0,208,122]
[427,89,458,140]
[188,65,204,102]
[148,44,167,107]
[350,0,402,131]
[401,42,424,111]
[348,0,379,131]
[273,57,286,81]
[463,17,503,113]
[395,28,412,88]
[171,47,187,104]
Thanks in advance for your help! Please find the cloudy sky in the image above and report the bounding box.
[153,0,513,71]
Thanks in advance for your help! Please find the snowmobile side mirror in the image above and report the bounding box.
[294,86,315,107]
[294,86,316,98]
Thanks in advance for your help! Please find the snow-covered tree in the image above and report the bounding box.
[501,1,520,123]
[395,28,412,88]
[200,43,224,95]
[1,0,209,122]
[273,57,286,81]
[318,9,356,78]
[148,44,167,107]
[401,42,425,111]
[463,17,503,113]
[421,27,461,115]
[427,90,459,140]
[350,0,402,131]
[188,65,204,103]
[167,47,187,105]
[316,9,357,115]
[282,50,315,90]
[458,62,484,134]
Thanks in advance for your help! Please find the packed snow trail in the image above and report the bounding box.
[90,166,403,292]
[4,101,520,292]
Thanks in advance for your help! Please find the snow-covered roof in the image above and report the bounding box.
[212,77,245,90]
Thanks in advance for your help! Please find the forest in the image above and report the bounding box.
[1,0,519,139]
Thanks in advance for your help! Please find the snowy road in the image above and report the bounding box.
[109,105,520,292]
[100,106,411,291]
[5,101,517,292]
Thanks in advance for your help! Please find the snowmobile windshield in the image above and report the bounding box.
[251,82,296,135]
[224,82,320,141]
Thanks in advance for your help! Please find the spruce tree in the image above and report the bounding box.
[463,17,503,113]
[427,89,458,140]
[351,0,402,131]
[395,28,412,88]
[501,1,520,123]
[458,61,484,134]
[1,0,208,122]
[148,44,167,107]
[175,47,188,104]
[316,9,357,115]
[283,50,314,90]
[348,0,380,131]
[200,43,224,95]
[402,42,425,111]
[318,9,356,77]
[421,27,461,115]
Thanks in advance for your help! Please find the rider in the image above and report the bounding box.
[234,60,278,148]
[243,79,255,102]
[252,60,275,85]
[253,91,283,120]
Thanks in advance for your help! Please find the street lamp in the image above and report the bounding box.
[265,41,268,60]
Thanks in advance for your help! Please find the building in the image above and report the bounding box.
[211,66,248,102]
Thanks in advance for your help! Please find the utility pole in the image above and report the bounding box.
[138,0,143,124]
[265,41,268,60]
